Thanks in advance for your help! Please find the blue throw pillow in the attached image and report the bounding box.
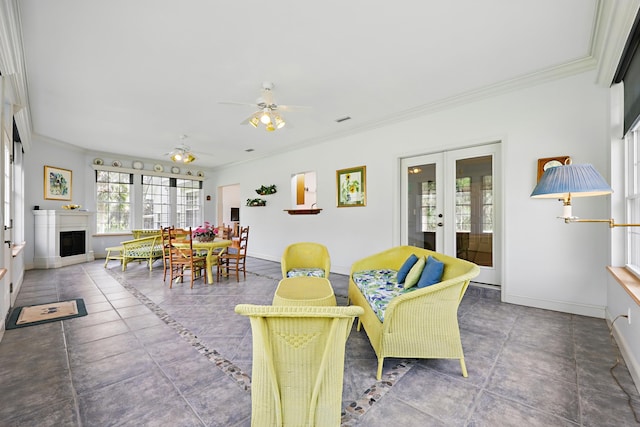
[396,254,418,284]
[417,256,445,288]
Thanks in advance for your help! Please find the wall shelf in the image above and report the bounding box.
[284,209,322,215]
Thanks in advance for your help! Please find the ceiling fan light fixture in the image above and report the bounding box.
[275,116,285,129]
[169,135,196,164]
[249,116,260,128]
[260,110,271,124]
[265,122,276,132]
[182,152,196,163]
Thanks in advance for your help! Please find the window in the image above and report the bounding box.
[142,175,171,230]
[455,177,471,232]
[96,171,132,233]
[482,175,493,233]
[421,180,436,232]
[626,125,640,274]
[95,169,203,233]
[176,178,202,228]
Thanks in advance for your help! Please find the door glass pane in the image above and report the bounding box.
[407,164,436,250]
[455,156,493,267]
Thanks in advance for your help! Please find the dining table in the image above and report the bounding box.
[171,238,232,284]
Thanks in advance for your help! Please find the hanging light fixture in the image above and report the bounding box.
[245,108,286,132]
[169,135,196,164]
[260,108,272,124]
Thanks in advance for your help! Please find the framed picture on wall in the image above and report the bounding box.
[336,165,366,207]
[44,165,72,201]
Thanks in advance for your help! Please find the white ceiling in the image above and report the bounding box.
[17,0,601,169]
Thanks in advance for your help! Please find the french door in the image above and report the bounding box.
[400,143,501,285]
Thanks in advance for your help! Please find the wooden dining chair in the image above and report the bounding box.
[161,226,192,282]
[218,225,249,282]
[161,226,172,282]
[167,226,206,288]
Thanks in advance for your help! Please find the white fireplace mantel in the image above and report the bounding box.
[33,210,95,269]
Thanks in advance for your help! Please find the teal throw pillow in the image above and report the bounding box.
[396,254,418,284]
[417,256,445,288]
[404,256,426,289]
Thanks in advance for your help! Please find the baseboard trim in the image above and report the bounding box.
[504,293,605,318]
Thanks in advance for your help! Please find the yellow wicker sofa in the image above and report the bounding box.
[348,246,480,380]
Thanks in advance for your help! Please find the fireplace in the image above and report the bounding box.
[33,210,95,268]
[60,231,86,257]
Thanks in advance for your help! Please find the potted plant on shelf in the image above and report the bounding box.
[255,185,277,195]
[246,198,267,207]
[192,222,218,242]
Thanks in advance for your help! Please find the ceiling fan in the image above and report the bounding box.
[165,135,196,164]
[219,82,310,131]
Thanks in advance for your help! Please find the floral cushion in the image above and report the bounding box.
[352,269,417,322]
[287,268,326,278]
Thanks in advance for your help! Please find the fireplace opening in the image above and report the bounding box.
[60,231,85,257]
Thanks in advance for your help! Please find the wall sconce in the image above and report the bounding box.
[530,163,640,227]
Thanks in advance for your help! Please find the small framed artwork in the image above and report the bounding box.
[44,165,72,201]
[337,165,366,207]
[537,156,571,181]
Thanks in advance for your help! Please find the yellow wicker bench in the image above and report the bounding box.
[131,229,162,239]
[348,246,480,380]
[104,235,164,271]
[104,245,125,268]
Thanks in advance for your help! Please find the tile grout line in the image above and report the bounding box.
[103,267,253,392]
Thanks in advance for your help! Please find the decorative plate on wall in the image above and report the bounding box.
[186,170,193,176]
[132,161,144,170]
[171,166,180,174]
[112,160,122,167]
[153,164,164,172]
[93,158,104,165]
[197,171,204,177]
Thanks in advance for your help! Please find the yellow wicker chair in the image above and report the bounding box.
[348,246,480,380]
[235,304,363,427]
[280,242,331,279]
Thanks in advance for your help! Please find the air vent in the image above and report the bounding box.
[335,116,351,123]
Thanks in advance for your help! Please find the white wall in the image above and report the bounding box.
[212,70,610,317]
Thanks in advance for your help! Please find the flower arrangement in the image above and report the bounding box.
[192,222,218,241]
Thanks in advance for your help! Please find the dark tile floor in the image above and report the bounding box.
[1,258,639,426]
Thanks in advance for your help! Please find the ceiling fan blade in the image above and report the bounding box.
[219,101,256,107]
[277,104,312,112]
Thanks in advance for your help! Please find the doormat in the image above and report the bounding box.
[6,299,87,329]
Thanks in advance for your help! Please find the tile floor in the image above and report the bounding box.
[1,258,639,426]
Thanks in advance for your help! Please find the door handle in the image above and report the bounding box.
[4,240,11,248]
[437,222,443,227]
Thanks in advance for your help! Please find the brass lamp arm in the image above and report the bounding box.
[564,217,640,228]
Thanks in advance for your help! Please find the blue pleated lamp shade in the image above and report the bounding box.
[530,164,613,199]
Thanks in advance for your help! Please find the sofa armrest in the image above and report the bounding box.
[350,246,429,274]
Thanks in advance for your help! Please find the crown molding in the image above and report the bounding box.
[0,0,32,151]
[593,0,640,86]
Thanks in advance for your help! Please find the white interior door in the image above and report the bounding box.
[401,143,501,286]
